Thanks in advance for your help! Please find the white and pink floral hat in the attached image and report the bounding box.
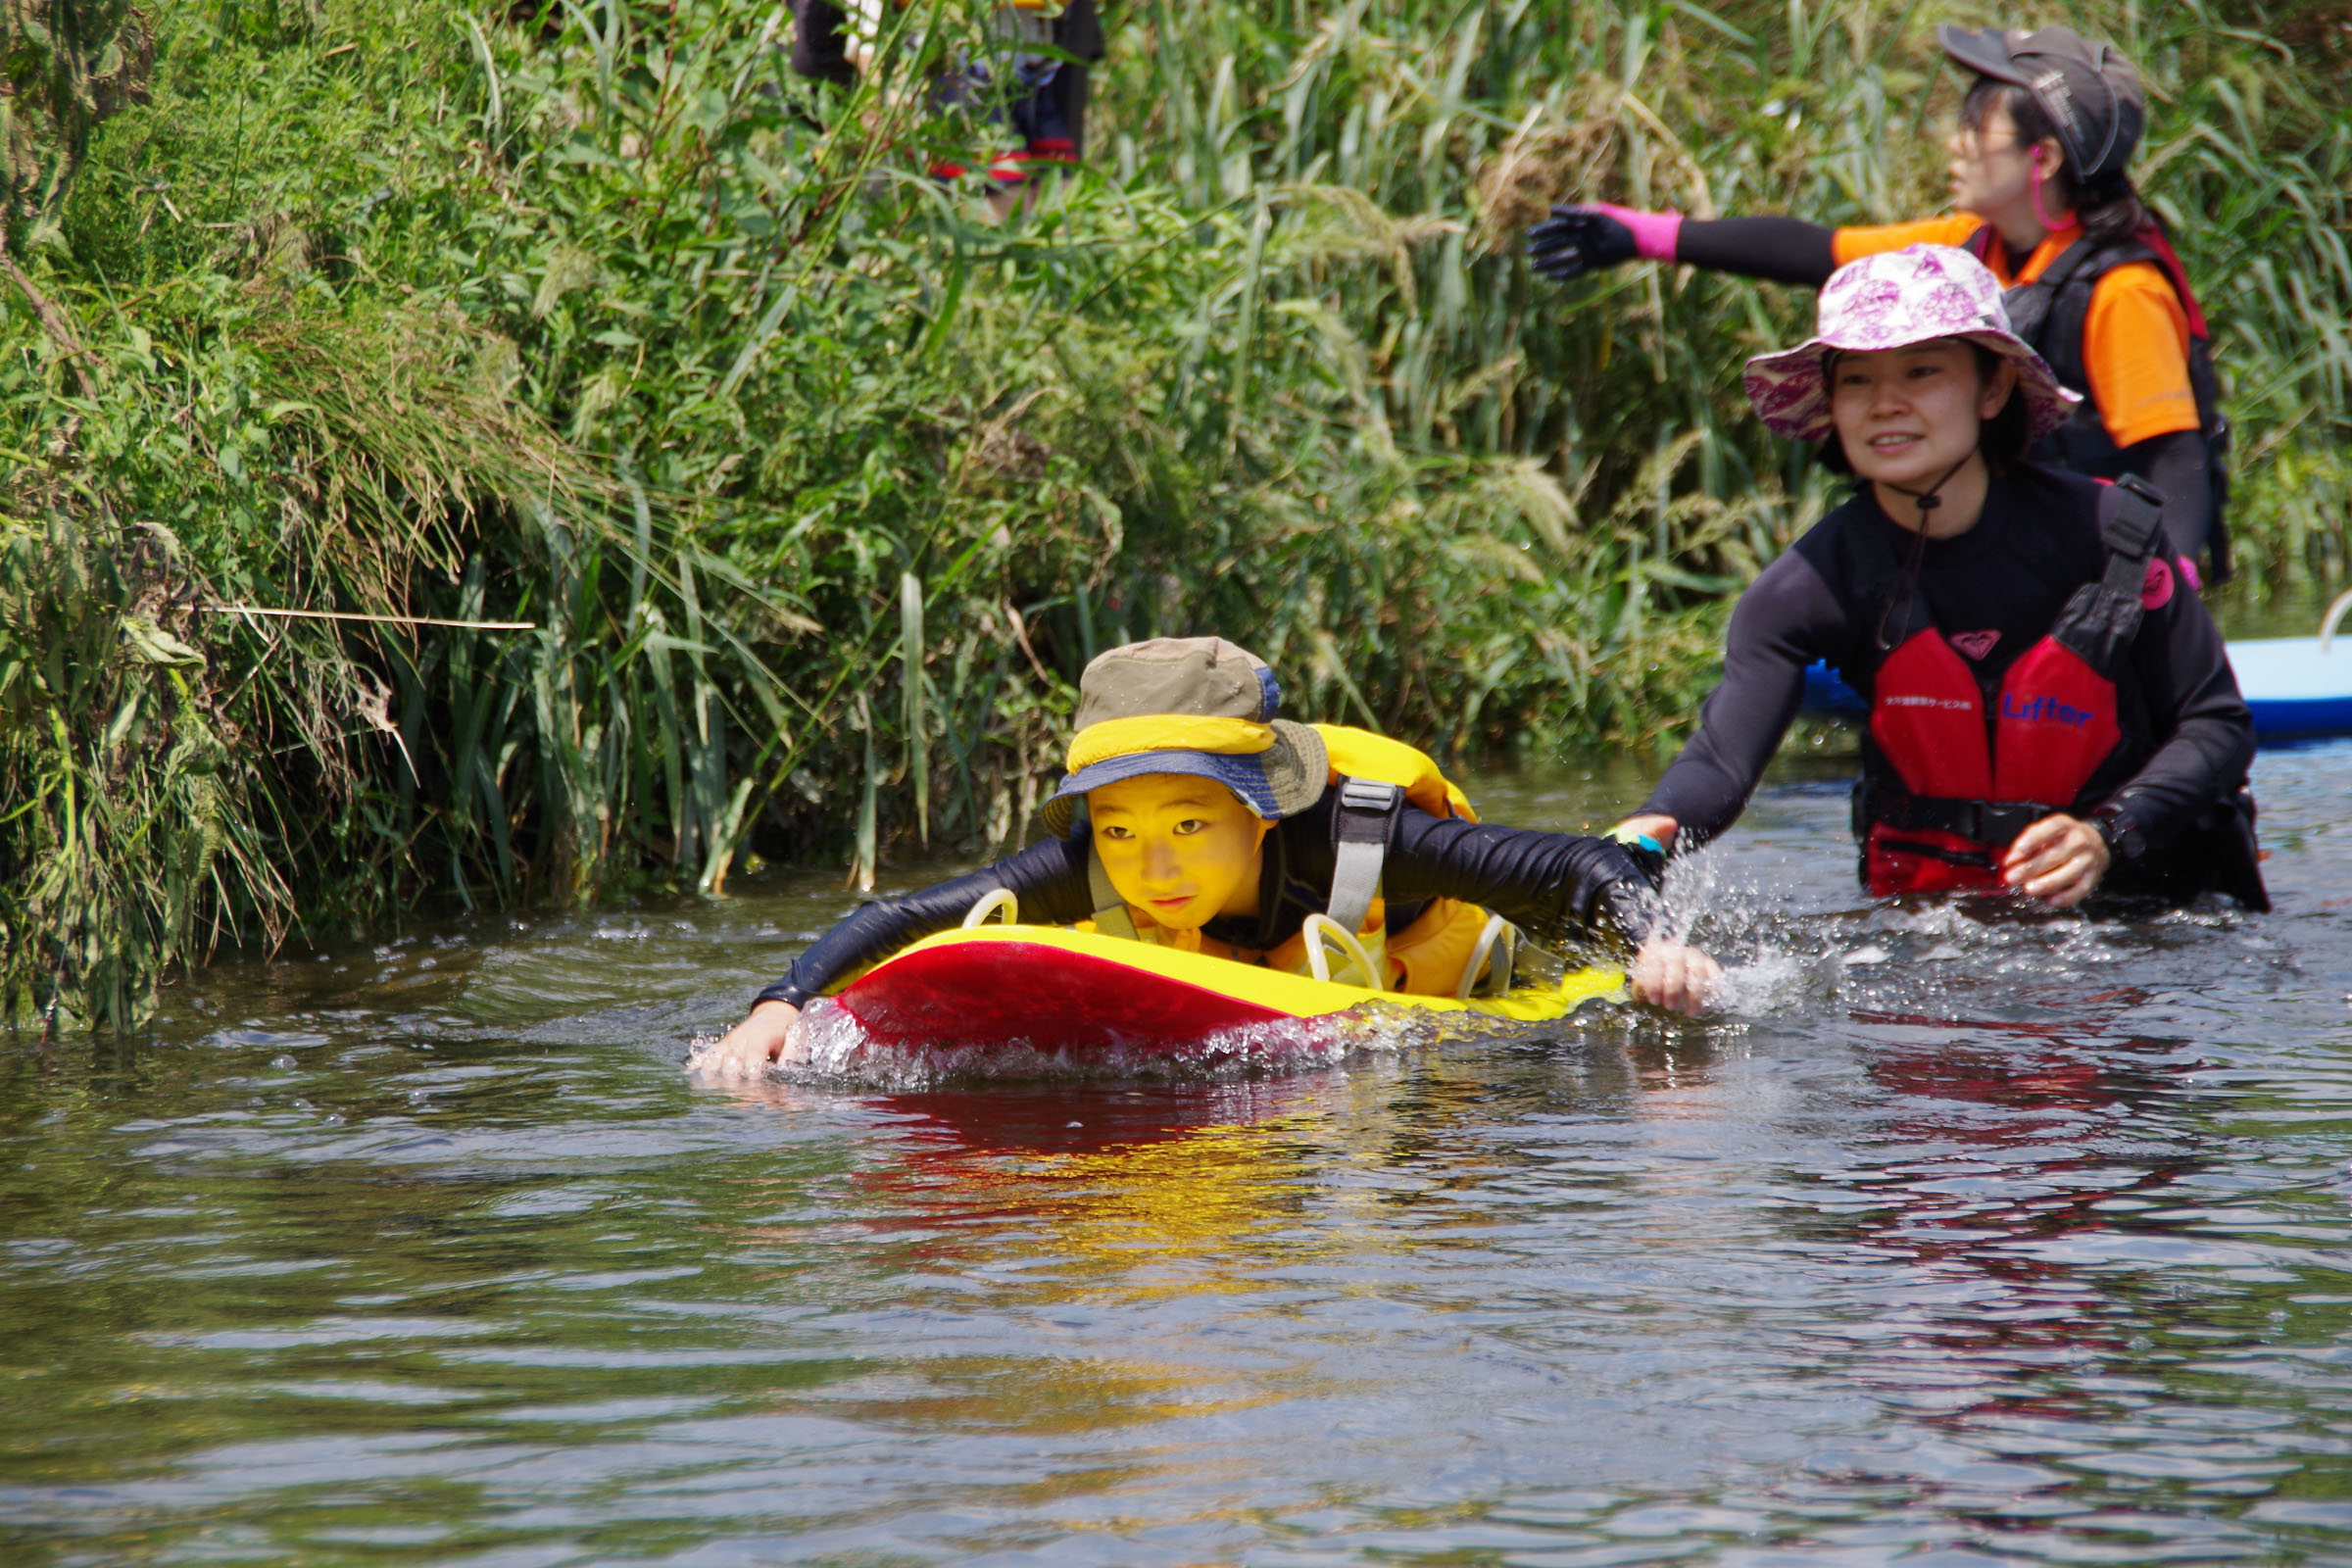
[1742,244,2081,444]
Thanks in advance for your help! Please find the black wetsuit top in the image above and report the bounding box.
[1638,466,2256,892]
[757,789,1662,1008]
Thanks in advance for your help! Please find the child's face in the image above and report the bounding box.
[1088,774,1269,930]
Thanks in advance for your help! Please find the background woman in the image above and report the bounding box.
[1530,24,2231,579]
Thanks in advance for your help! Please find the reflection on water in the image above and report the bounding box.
[3,742,2351,1564]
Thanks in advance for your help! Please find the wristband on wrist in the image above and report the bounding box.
[2092,810,2145,862]
[1608,826,1664,857]
[1606,825,1669,896]
[1589,203,1685,263]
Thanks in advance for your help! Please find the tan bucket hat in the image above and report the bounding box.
[1039,638,1328,839]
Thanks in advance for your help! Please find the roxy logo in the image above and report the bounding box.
[2002,693,2097,729]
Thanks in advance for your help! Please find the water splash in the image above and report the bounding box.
[1639,840,2237,1019]
[1648,841,1847,1016]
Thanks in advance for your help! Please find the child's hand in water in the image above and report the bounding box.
[1629,939,1722,1016]
[690,1000,807,1079]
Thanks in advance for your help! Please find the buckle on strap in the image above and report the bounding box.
[1959,801,2045,846]
[1337,776,1401,829]
[1326,778,1401,936]
[1872,791,2048,847]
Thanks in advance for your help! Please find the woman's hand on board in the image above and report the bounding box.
[2002,813,2112,907]
[690,999,805,1080]
[1630,939,1722,1017]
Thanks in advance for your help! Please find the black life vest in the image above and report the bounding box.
[1852,479,2165,897]
[1967,223,2232,580]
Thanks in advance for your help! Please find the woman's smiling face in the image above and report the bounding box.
[1088,773,1269,930]
[1829,339,2018,491]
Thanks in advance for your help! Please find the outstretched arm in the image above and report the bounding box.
[1529,207,1839,286]
[1379,814,1722,1015]
[1636,544,1850,849]
[1533,208,1987,289]
[688,836,1097,1078]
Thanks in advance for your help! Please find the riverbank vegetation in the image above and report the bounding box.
[3,0,2346,1025]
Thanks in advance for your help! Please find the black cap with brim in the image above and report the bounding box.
[1938,23,2146,185]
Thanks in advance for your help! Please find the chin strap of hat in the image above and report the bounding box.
[1874,451,1979,650]
[1324,777,1403,937]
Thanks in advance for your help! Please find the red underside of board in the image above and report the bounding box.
[837,940,1289,1052]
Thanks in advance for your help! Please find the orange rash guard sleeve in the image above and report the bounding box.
[2082,262,2200,448]
[1832,215,1986,268]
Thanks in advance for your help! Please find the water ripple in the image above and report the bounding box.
[4,748,2352,1564]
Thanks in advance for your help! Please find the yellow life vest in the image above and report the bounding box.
[1078,725,1512,998]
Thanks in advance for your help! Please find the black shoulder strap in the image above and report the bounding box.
[2099,472,2166,571]
[2052,475,2165,671]
[2010,236,2160,391]
[2042,236,2133,291]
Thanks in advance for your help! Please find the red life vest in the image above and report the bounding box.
[1856,479,2164,897]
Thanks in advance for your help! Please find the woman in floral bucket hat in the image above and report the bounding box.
[695,637,1724,1078]
[1612,245,2265,912]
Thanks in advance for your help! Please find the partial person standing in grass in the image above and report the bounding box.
[1608,245,2265,912]
[1530,24,2233,582]
[788,0,1102,213]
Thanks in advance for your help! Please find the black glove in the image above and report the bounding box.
[1527,204,1641,284]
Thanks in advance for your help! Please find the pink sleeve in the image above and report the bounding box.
[1588,202,1684,263]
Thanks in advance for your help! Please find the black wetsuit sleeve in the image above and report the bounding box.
[753,837,1097,1008]
[1375,808,1665,955]
[2126,430,2214,565]
[1675,217,1839,285]
[2096,556,2255,848]
[1638,541,1854,844]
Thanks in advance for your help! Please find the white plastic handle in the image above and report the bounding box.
[1456,913,1517,1000]
[2320,587,2352,655]
[961,888,1019,928]
[1301,912,1384,992]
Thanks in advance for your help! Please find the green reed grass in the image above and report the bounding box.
[1,0,2344,1024]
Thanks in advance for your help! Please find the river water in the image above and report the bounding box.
[5,738,2351,1566]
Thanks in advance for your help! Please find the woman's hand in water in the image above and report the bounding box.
[690,999,805,1080]
[1630,939,1722,1017]
[2002,813,2112,907]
